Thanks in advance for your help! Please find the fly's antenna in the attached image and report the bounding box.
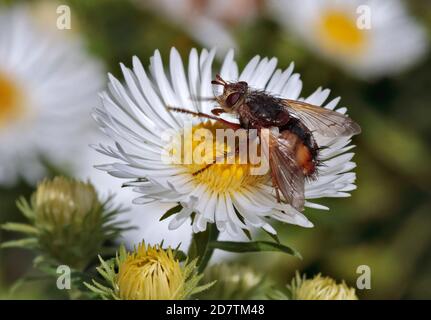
[211,74,227,86]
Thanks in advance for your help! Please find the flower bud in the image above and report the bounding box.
[6,176,127,270]
[289,272,358,300]
[86,242,213,300]
[198,263,269,300]
[34,177,101,227]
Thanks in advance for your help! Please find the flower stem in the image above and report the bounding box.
[189,223,219,274]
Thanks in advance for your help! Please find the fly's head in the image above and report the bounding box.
[212,74,248,114]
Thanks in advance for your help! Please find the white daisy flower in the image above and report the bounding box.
[93,47,358,236]
[135,0,263,53]
[78,134,247,265]
[0,5,103,186]
[269,0,428,78]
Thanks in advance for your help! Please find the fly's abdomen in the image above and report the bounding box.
[280,119,319,177]
[295,142,317,176]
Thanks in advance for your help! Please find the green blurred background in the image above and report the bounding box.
[1,0,430,299]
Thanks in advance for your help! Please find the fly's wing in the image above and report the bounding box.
[281,99,361,137]
[260,128,305,211]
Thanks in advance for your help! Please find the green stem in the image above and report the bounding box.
[189,223,219,274]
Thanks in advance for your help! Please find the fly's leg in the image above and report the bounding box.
[167,106,244,175]
[192,147,240,176]
[267,153,281,203]
[167,106,241,130]
[192,163,215,176]
[271,173,281,203]
[189,96,217,102]
[192,152,227,176]
[211,108,225,116]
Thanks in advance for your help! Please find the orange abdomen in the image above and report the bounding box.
[296,143,316,176]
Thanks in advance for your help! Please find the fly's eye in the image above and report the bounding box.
[226,92,241,107]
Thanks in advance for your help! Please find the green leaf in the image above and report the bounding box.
[242,228,252,240]
[159,204,182,221]
[33,255,48,268]
[267,287,290,300]
[1,238,38,249]
[9,273,52,295]
[16,197,35,221]
[84,281,109,296]
[192,280,217,296]
[173,249,187,262]
[1,223,39,235]
[262,228,280,244]
[208,240,302,259]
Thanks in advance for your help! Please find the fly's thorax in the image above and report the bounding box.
[244,91,290,127]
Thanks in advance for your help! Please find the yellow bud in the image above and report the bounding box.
[290,272,358,300]
[117,243,185,300]
[87,242,213,300]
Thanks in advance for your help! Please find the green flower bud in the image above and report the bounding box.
[34,177,101,227]
[3,176,128,270]
[198,263,270,300]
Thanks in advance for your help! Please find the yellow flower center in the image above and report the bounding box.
[117,244,185,300]
[0,71,25,128]
[317,10,367,56]
[171,122,269,194]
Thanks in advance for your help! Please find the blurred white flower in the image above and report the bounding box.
[93,47,358,237]
[269,0,428,78]
[135,0,264,53]
[0,5,103,186]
